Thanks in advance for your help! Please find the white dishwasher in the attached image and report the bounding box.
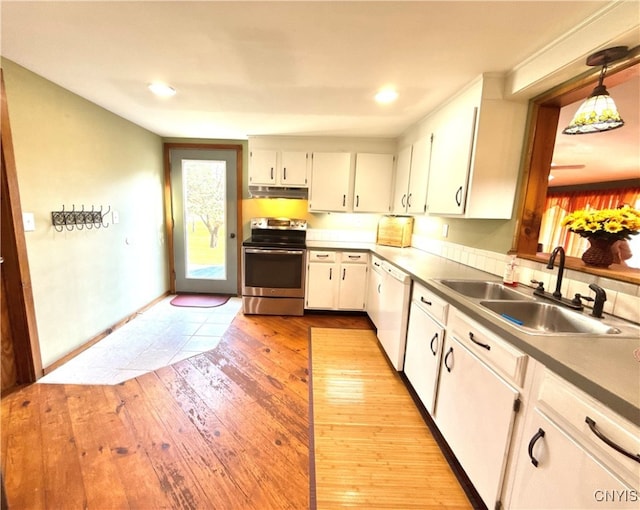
[376,261,412,371]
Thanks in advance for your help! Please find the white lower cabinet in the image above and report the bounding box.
[404,302,444,415]
[397,284,638,510]
[403,281,448,415]
[506,368,640,509]
[305,257,337,309]
[337,255,368,309]
[509,408,638,510]
[305,251,368,311]
[435,334,520,508]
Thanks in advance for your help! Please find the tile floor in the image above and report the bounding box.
[38,295,243,386]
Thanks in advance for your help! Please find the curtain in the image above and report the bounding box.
[539,187,640,261]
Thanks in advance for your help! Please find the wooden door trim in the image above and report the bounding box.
[163,142,244,295]
[1,69,42,385]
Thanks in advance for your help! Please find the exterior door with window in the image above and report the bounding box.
[169,148,238,294]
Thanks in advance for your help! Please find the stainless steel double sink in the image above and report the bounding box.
[437,279,639,337]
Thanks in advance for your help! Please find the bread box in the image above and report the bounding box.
[376,216,414,247]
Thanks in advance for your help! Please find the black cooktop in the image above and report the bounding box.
[243,217,307,248]
[242,232,306,248]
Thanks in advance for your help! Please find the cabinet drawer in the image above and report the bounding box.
[538,370,640,479]
[449,308,527,387]
[340,251,368,264]
[412,281,449,325]
[308,250,337,262]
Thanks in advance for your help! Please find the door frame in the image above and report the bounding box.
[163,143,243,295]
[1,70,42,388]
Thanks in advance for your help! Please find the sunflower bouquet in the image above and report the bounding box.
[561,205,640,241]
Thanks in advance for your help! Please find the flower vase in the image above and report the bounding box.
[581,238,615,268]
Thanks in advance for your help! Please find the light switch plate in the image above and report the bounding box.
[23,212,35,232]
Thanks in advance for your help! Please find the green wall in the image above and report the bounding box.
[2,59,168,369]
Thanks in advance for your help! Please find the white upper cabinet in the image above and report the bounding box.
[308,152,352,212]
[428,106,477,215]
[426,74,527,219]
[392,135,432,214]
[280,151,309,186]
[249,149,278,185]
[392,145,412,213]
[249,149,308,187]
[408,135,432,214]
[353,153,394,213]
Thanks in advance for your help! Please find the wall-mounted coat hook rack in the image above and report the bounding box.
[51,204,111,232]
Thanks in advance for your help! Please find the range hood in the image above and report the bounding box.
[248,185,309,199]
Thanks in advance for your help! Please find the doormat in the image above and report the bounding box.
[170,294,231,308]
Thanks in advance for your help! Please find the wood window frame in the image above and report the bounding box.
[514,53,640,285]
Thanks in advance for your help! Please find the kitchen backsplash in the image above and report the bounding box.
[306,228,376,243]
[412,233,640,324]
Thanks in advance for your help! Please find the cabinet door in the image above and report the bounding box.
[306,262,338,309]
[404,302,444,415]
[338,264,368,310]
[353,153,394,212]
[435,335,519,509]
[281,151,308,186]
[509,408,638,510]
[249,149,277,185]
[427,107,478,215]
[392,145,412,213]
[309,152,352,211]
[407,135,431,214]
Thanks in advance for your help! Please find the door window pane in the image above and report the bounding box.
[182,159,227,280]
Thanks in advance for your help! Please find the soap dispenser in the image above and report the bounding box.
[503,256,518,287]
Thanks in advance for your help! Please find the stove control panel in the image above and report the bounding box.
[250,217,307,230]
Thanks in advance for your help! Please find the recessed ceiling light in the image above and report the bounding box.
[148,82,176,97]
[375,88,398,104]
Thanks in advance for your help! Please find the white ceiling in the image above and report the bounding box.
[1,1,639,185]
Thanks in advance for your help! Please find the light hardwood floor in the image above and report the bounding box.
[310,328,471,510]
[1,311,476,509]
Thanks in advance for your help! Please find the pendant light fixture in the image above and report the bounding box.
[562,46,629,135]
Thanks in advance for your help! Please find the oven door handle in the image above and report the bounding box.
[244,248,305,255]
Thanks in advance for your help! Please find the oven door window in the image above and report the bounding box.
[244,250,303,289]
